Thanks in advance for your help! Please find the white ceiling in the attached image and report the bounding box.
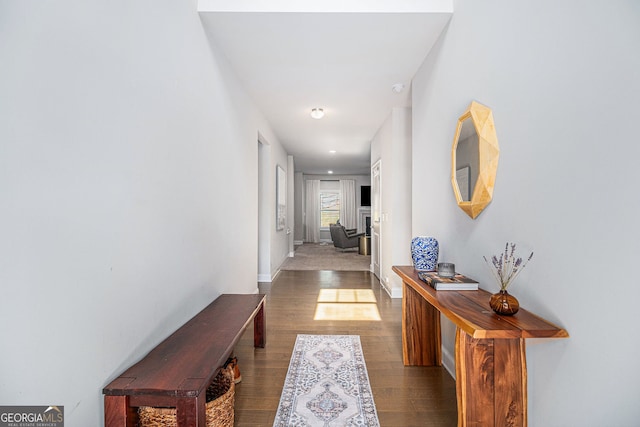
[199,1,452,175]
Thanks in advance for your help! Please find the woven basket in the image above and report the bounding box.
[138,366,235,427]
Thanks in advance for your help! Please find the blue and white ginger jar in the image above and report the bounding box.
[411,237,439,271]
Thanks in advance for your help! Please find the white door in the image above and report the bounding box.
[371,161,381,279]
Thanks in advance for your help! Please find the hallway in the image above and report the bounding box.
[232,270,457,426]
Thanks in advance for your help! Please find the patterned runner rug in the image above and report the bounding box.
[273,335,380,427]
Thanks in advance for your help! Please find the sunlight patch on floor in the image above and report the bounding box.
[317,289,377,303]
[314,303,381,321]
[314,289,381,321]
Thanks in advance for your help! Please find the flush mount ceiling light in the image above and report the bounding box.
[310,108,325,119]
[391,83,405,94]
[327,170,333,174]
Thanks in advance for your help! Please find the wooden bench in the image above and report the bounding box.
[103,293,266,427]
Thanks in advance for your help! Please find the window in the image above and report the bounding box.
[320,191,340,227]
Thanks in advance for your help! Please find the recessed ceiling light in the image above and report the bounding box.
[327,170,333,174]
[391,83,405,94]
[310,108,325,119]
[329,150,336,154]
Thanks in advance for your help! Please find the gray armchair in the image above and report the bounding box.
[329,224,365,251]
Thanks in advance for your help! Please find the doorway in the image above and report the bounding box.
[371,161,381,280]
[257,137,270,282]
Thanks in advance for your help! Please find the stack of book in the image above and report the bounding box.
[417,271,479,290]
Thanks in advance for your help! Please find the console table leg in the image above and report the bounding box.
[402,283,441,366]
[455,329,527,427]
[254,301,266,348]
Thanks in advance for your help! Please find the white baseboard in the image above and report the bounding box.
[380,281,391,297]
[389,286,402,299]
[441,346,456,380]
[258,267,281,283]
[257,273,272,283]
[289,251,295,257]
[379,281,402,298]
[379,276,403,299]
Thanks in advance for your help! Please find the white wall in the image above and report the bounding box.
[0,1,284,424]
[412,0,640,425]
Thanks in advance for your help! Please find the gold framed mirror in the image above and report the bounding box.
[451,101,499,219]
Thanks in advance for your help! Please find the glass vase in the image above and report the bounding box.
[489,290,520,316]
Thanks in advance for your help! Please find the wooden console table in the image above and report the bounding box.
[103,294,266,427]
[393,266,568,427]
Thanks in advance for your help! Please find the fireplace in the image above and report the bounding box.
[358,207,371,236]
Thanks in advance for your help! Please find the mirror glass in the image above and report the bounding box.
[451,101,499,219]
[454,117,479,202]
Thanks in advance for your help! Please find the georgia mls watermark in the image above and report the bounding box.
[0,406,63,427]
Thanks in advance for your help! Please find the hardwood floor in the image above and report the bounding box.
[232,270,458,426]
